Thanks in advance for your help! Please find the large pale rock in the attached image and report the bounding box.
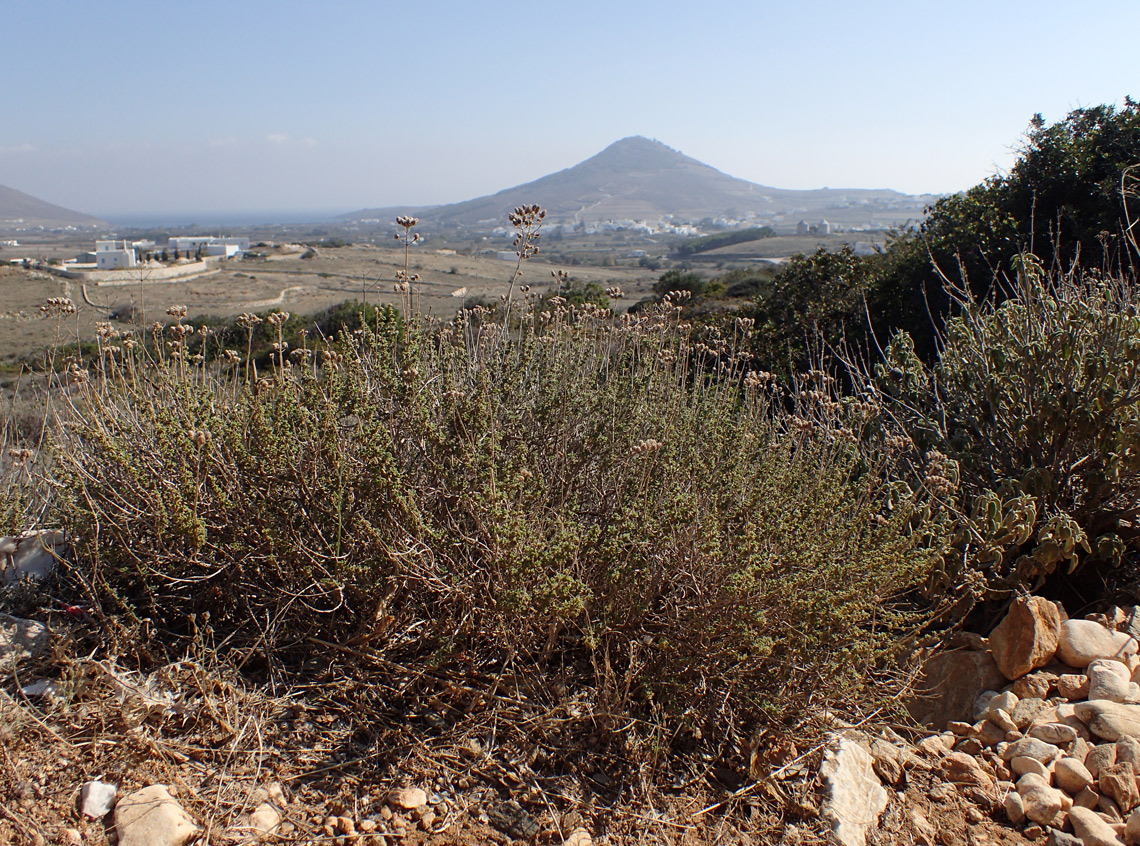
[1090,662,1140,703]
[1017,772,1064,825]
[1059,620,1138,668]
[1100,762,1140,812]
[0,530,66,584]
[1030,722,1079,745]
[820,737,889,846]
[1002,736,1063,763]
[114,785,199,846]
[1011,755,1051,780]
[1056,757,1096,795]
[1076,702,1140,742]
[1069,806,1127,846]
[248,804,280,838]
[1087,743,1120,777]
[989,596,1062,680]
[909,650,1006,730]
[0,614,48,666]
[1003,789,1025,824]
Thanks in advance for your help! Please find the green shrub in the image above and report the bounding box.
[873,256,1140,603]
[47,289,936,746]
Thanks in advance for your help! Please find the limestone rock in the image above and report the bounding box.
[1090,662,1140,703]
[388,787,428,809]
[1100,762,1140,813]
[1059,674,1092,700]
[1087,744,1120,777]
[1017,772,1065,825]
[1125,807,1140,845]
[1069,806,1126,846]
[114,785,199,846]
[1056,757,1096,795]
[1117,736,1140,768]
[1013,697,1049,729]
[1031,723,1080,745]
[1059,620,1138,668]
[941,751,995,788]
[1012,755,1052,780]
[820,737,889,846]
[1014,673,1056,700]
[79,781,117,819]
[0,530,66,585]
[562,828,593,846]
[1076,702,1140,742]
[0,614,48,666]
[1002,736,1063,763]
[248,803,280,838]
[910,650,1007,729]
[989,596,1062,680]
[1004,789,1026,824]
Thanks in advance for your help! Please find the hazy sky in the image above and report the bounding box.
[3,0,1137,221]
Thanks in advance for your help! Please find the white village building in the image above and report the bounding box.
[95,240,137,270]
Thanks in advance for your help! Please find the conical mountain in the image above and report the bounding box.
[0,184,107,229]
[343,136,928,228]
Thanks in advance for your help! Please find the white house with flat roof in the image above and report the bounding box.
[168,236,249,257]
[95,240,137,270]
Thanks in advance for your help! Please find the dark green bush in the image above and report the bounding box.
[872,256,1140,603]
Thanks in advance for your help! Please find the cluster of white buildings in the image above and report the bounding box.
[77,236,250,270]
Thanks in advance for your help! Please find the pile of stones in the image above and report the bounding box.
[927,596,1140,846]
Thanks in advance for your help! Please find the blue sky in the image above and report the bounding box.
[2,0,1137,220]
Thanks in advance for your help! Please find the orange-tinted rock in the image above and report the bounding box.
[988,597,1062,681]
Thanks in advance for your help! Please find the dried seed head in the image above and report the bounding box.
[166,305,188,319]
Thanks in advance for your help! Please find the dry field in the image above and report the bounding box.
[0,245,656,365]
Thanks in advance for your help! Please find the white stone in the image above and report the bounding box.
[80,781,117,819]
[114,785,199,846]
[1004,790,1026,824]
[1017,772,1065,824]
[1003,736,1063,763]
[1091,664,1140,703]
[1056,757,1096,795]
[248,803,280,837]
[1059,620,1138,669]
[388,787,428,810]
[0,530,66,584]
[1012,755,1052,780]
[1031,723,1080,745]
[1069,805,1127,846]
[820,737,889,846]
[1076,702,1140,742]
[0,614,48,666]
[984,691,1020,719]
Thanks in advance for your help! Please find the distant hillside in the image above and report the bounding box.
[0,184,108,229]
[341,136,938,230]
